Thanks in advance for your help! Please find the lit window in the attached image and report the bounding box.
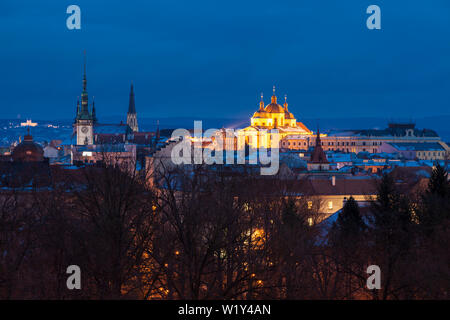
[307,201,312,209]
[328,201,333,210]
[308,217,313,226]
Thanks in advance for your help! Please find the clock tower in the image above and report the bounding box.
[74,56,96,145]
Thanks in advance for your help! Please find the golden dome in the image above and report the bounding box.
[285,111,294,119]
[265,95,285,113]
[264,87,285,113]
[265,103,284,113]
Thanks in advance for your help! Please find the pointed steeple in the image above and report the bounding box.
[127,82,138,132]
[271,85,277,104]
[310,127,328,164]
[156,120,160,141]
[259,92,264,111]
[83,51,87,92]
[75,97,80,121]
[79,51,91,119]
[283,94,288,111]
[316,127,321,145]
[128,82,136,114]
[91,96,97,123]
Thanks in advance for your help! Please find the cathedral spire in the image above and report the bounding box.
[80,51,90,118]
[128,82,136,114]
[127,82,138,132]
[83,50,87,92]
[92,96,97,123]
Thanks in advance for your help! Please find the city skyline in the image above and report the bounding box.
[1,0,449,120]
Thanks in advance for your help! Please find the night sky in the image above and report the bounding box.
[1,0,449,120]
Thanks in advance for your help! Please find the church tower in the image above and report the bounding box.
[307,128,330,171]
[127,82,139,132]
[74,54,95,145]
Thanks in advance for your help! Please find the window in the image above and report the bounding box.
[307,201,312,209]
[328,201,333,210]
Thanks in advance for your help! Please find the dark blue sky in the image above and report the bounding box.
[1,0,449,121]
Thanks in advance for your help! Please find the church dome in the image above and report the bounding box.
[283,95,294,119]
[264,91,285,113]
[265,102,285,113]
[253,111,263,118]
[12,132,44,162]
[284,110,294,119]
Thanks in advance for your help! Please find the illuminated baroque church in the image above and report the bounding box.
[242,86,312,148]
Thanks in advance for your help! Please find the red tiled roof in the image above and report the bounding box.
[293,177,378,196]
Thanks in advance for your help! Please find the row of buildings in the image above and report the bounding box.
[2,62,449,222]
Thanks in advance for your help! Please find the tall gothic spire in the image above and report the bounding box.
[83,51,87,91]
[92,96,97,123]
[127,82,138,132]
[80,51,89,117]
[128,82,136,114]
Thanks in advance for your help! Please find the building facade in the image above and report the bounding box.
[241,87,313,149]
[281,123,449,159]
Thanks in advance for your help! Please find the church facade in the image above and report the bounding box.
[241,86,313,149]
